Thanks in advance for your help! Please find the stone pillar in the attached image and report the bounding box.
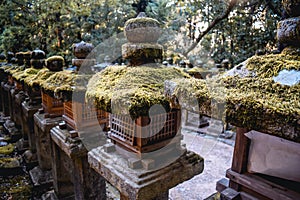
[49,41,106,199]
[51,124,106,200]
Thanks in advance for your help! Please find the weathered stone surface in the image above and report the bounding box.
[277,17,300,47]
[31,49,46,59]
[34,112,62,170]
[124,13,161,43]
[88,145,204,200]
[73,41,94,59]
[50,126,107,200]
[122,43,163,66]
[45,56,64,72]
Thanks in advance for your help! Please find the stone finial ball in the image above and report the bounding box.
[73,41,94,59]
[282,0,300,17]
[7,52,14,62]
[31,49,46,59]
[15,52,25,65]
[45,56,64,71]
[277,17,300,47]
[0,54,6,60]
[124,12,161,43]
[30,50,46,69]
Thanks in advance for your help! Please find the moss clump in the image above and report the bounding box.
[0,144,15,155]
[170,75,300,142]
[245,48,300,78]
[12,67,41,82]
[0,157,20,168]
[0,64,15,73]
[45,55,64,64]
[23,68,55,88]
[124,17,160,30]
[41,70,91,100]
[86,65,190,119]
[0,175,32,199]
[8,66,25,75]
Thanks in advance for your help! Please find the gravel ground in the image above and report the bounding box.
[169,129,234,200]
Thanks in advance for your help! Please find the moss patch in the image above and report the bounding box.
[169,49,300,142]
[12,67,41,82]
[0,157,20,168]
[0,175,32,199]
[23,68,55,88]
[0,144,15,155]
[86,64,190,118]
[245,47,300,78]
[41,70,91,100]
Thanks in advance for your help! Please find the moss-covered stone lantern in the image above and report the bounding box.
[43,45,107,199]
[164,1,300,198]
[87,13,204,200]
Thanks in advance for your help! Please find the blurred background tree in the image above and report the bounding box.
[0,0,282,66]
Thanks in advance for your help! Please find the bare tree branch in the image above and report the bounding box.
[183,0,238,56]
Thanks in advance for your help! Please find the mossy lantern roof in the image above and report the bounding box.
[168,48,300,142]
[40,70,91,100]
[86,64,190,119]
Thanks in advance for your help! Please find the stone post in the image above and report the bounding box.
[50,41,106,200]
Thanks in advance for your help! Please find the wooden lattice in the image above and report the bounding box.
[41,91,63,116]
[63,101,109,130]
[109,109,181,153]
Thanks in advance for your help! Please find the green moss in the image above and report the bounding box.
[0,144,15,155]
[171,75,300,142]
[0,157,20,168]
[1,64,15,73]
[12,67,41,81]
[124,17,160,29]
[245,48,300,78]
[23,68,55,88]
[45,55,64,64]
[41,70,91,99]
[169,49,300,142]
[0,175,32,199]
[86,65,190,118]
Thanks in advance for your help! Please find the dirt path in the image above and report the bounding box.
[169,130,234,200]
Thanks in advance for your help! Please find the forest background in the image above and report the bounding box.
[0,0,283,67]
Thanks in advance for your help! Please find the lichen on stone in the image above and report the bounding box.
[86,64,190,119]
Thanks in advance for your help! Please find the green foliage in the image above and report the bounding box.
[0,0,282,67]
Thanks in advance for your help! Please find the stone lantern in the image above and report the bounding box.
[45,43,107,199]
[87,13,204,200]
[212,1,300,198]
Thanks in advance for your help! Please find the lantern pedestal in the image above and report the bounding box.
[29,111,63,192]
[50,125,107,200]
[21,99,41,167]
[88,142,204,200]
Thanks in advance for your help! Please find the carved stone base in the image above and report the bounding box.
[22,99,41,151]
[50,126,107,200]
[16,138,29,153]
[34,112,62,170]
[88,143,204,200]
[29,166,53,192]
